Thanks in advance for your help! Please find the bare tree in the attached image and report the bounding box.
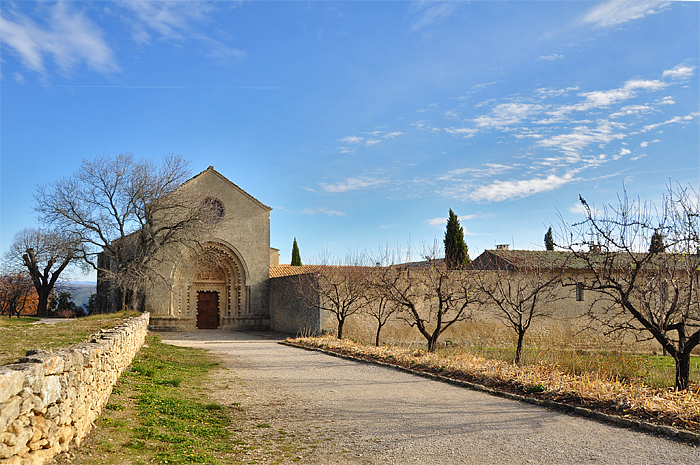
[0,272,36,318]
[295,253,374,339]
[35,153,216,312]
[564,185,700,390]
[365,266,401,346]
[472,253,565,364]
[380,246,480,352]
[6,228,80,317]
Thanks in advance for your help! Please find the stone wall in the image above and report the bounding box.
[269,274,334,336]
[0,313,149,465]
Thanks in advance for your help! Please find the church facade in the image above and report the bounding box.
[118,166,280,331]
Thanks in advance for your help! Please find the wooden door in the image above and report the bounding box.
[196,291,219,329]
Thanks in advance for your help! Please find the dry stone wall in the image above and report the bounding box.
[0,313,149,465]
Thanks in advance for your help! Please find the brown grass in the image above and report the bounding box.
[289,335,700,433]
[0,311,141,365]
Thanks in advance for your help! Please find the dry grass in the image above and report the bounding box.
[0,311,141,365]
[289,335,700,433]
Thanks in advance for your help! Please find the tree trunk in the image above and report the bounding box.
[515,331,525,364]
[427,334,439,352]
[36,291,49,318]
[675,353,691,391]
[375,323,382,347]
[337,318,344,339]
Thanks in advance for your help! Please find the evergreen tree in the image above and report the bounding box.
[544,227,554,251]
[649,230,665,253]
[444,209,469,269]
[291,238,302,266]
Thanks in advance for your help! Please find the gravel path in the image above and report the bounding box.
[161,331,700,464]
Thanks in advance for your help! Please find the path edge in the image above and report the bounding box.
[280,340,700,446]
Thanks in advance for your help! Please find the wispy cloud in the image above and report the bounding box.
[320,176,389,193]
[426,214,478,227]
[410,1,459,31]
[301,207,346,217]
[582,0,670,28]
[467,173,577,202]
[438,164,514,181]
[640,139,660,148]
[548,79,667,119]
[473,103,545,129]
[540,54,564,61]
[639,112,700,133]
[537,120,626,155]
[116,0,245,64]
[339,136,364,144]
[662,64,695,80]
[1,3,120,75]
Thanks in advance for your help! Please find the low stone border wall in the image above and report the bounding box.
[281,340,700,445]
[0,313,149,465]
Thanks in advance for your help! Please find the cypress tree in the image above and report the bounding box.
[291,238,302,266]
[544,227,554,251]
[444,209,469,269]
[649,230,665,253]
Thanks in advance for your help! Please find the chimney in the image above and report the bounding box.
[496,244,510,250]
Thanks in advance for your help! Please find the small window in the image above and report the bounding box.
[576,282,585,302]
[202,198,225,223]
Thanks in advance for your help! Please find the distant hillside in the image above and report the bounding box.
[56,282,96,309]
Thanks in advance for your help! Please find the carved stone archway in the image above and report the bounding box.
[151,241,248,331]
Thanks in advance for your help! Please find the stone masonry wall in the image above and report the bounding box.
[0,313,149,465]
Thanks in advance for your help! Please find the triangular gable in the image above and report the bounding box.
[182,166,272,212]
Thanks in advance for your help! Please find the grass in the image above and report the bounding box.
[53,334,235,465]
[289,335,700,433]
[0,311,141,365]
[53,334,317,465]
[438,345,700,389]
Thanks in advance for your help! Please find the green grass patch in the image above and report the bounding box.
[0,311,139,365]
[54,334,236,465]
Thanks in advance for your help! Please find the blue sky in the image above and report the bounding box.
[1,0,698,281]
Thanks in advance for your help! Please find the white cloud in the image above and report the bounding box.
[609,105,652,118]
[383,132,405,139]
[337,147,356,155]
[535,86,579,99]
[117,0,214,42]
[537,120,626,155]
[540,54,564,61]
[12,72,25,84]
[569,202,600,217]
[117,1,244,64]
[301,207,346,217]
[438,164,513,181]
[467,173,576,202]
[639,112,700,133]
[549,79,667,118]
[640,139,660,148]
[339,136,364,144]
[663,64,695,80]
[365,140,382,147]
[620,148,631,156]
[1,3,120,75]
[426,214,478,227]
[443,127,478,138]
[659,96,675,105]
[320,177,388,193]
[631,154,647,161]
[410,1,459,31]
[582,0,670,28]
[474,103,544,129]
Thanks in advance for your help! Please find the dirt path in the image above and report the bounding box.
[161,331,700,464]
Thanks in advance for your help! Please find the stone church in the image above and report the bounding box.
[149,166,281,331]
